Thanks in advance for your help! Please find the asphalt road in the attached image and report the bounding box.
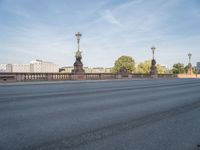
[0,79,200,150]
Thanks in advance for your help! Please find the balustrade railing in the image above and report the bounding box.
[0,72,177,82]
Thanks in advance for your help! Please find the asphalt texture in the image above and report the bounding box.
[0,79,200,150]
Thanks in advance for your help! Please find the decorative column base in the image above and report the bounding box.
[118,67,128,78]
[187,67,193,75]
[150,59,158,78]
[71,61,85,80]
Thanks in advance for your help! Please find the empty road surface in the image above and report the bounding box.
[0,79,200,150]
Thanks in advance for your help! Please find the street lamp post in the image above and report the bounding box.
[75,32,82,51]
[72,32,85,75]
[150,46,158,77]
[188,53,192,64]
[151,46,156,60]
[187,53,193,75]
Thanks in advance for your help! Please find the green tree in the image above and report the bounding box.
[136,60,168,74]
[113,56,135,73]
[157,64,170,74]
[172,63,185,74]
[137,60,151,74]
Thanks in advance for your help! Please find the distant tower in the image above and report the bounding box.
[72,32,85,74]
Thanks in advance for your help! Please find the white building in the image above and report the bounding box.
[6,64,13,72]
[30,59,59,73]
[0,64,12,72]
[0,59,59,73]
[90,67,112,73]
[12,64,30,72]
[105,68,112,73]
[59,66,74,73]
[59,66,112,73]
[91,67,105,73]
[0,64,6,72]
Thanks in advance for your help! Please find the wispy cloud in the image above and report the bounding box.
[101,9,121,26]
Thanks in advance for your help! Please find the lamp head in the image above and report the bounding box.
[75,32,82,40]
[188,53,192,57]
[151,46,156,52]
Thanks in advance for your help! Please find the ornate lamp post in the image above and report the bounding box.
[150,46,158,77]
[188,53,192,64]
[76,32,81,51]
[72,32,85,74]
[187,53,193,75]
[151,46,156,60]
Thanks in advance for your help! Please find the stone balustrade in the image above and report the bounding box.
[0,72,178,83]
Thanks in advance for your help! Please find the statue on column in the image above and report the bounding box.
[150,46,158,76]
[187,53,193,75]
[150,59,158,75]
[72,32,85,74]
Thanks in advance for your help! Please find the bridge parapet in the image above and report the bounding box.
[0,72,177,82]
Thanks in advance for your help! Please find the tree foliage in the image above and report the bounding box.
[113,56,135,73]
[137,60,151,74]
[136,60,168,74]
[157,64,169,74]
[172,63,185,74]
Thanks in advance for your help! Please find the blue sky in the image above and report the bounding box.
[0,0,200,68]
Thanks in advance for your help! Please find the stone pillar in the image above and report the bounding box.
[187,63,193,75]
[150,59,158,78]
[118,66,128,78]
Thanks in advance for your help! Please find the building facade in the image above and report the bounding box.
[0,64,12,72]
[60,66,112,73]
[30,59,59,73]
[0,64,6,72]
[59,66,74,73]
[12,64,30,72]
[0,59,59,73]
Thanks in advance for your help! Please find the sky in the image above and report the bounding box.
[0,0,200,68]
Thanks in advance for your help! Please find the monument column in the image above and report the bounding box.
[150,46,158,78]
[71,32,85,80]
[72,32,85,74]
[187,53,193,75]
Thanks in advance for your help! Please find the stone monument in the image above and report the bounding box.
[72,32,85,79]
[187,53,193,75]
[150,46,158,78]
[118,66,128,77]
